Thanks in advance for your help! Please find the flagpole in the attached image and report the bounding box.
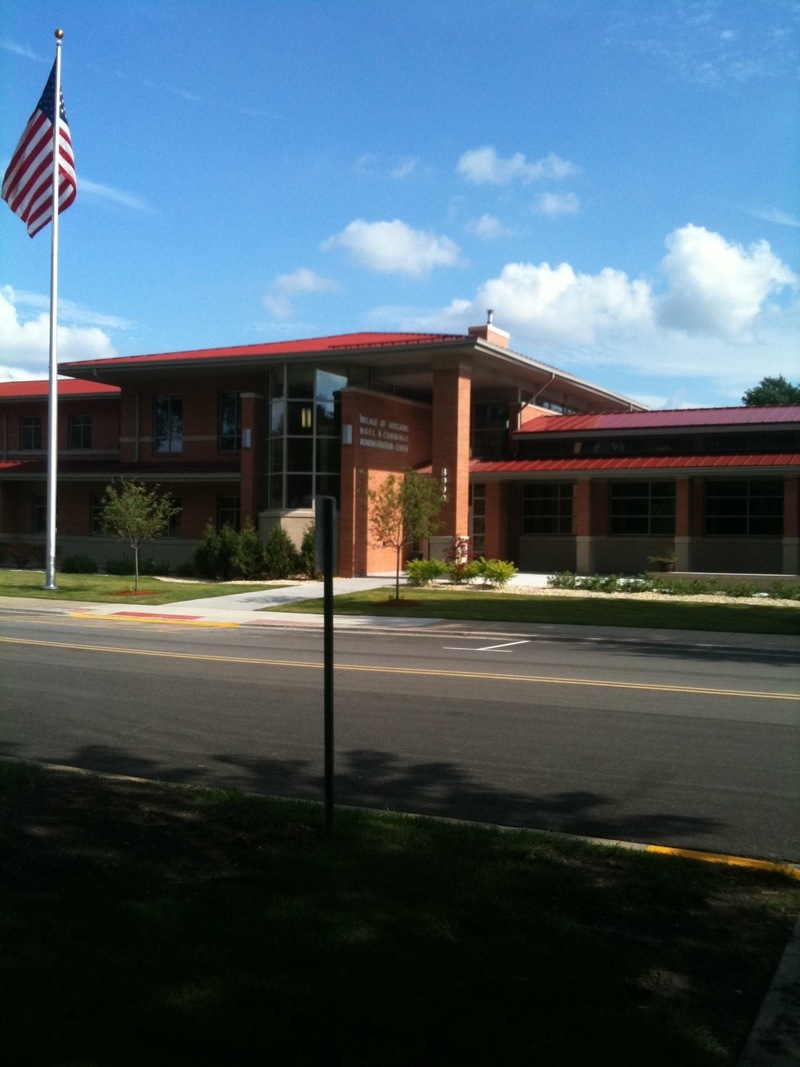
[44,28,64,590]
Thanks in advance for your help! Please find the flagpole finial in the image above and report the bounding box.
[55,28,64,39]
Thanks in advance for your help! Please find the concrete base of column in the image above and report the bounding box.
[575,536,594,576]
[782,537,799,575]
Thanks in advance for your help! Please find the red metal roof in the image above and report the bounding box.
[62,331,465,372]
[518,406,800,433]
[469,453,800,474]
[0,379,120,400]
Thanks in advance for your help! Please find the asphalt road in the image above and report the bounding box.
[2,609,797,861]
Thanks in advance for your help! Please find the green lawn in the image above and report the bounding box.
[0,569,282,605]
[1,762,797,1066]
[270,586,800,635]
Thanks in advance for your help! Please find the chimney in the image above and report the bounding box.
[468,308,510,349]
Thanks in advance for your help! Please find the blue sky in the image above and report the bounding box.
[1,0,797,407]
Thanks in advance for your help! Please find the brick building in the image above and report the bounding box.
[1,319,798,576]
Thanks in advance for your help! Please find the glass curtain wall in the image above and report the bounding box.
[266,366,348,509]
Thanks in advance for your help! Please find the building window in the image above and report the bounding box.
[266,364,346,510]
[33,494,46,533]
[610,481,675,535]
[154,395,183,453]
[522,483,574,535]
[68,414,92,449]
[470,483,486,556]
[91,494,105,534]
[705,479,783,536]
[218,495,241,532]
[21,416,42,450]
[164,497,181,537]
[219,393,242,451]
[471,402,509,461]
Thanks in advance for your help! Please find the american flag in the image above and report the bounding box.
[2,60,76,238]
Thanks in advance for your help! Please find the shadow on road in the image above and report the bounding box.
[1,740,724,849]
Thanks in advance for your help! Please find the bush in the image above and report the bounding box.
[231,522,265,580]
[262,524,301,579]
[470,558,517,588]
[105,556,135,576]
[61,554,99,574]
[299,522,320,579]
[405,558,448,586]
[191,523,242,581]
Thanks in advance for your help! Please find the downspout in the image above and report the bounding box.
[134,393,140,463]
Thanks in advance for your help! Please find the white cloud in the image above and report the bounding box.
[657,224,797,339]
[80,179,153,213]
[432,224,798,403]
[441,261,653,345]
[457,146,579,185]
[1,38,42,61]
[323,219,462,277]
[535,192,580,217]
[467,214,512,239]
[746,206,800,229]
[391,157,419,180]
[264,268,339,319]
[0,287,117,380]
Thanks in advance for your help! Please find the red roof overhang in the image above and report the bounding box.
[518,406,800,433]
[468,453,800,476]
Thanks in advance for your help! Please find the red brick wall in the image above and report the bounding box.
[431,367,471,540]
[483,481,509,559]
[338,388,432,576]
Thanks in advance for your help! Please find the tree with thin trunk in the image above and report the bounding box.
[100,480,178,590]
[367,470,443,600]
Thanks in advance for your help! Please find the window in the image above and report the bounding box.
[522,483,573,535]
[470,483,486,557]
[705,480,783,536]
[33,495,46,533]
[21,416,42,450]
[68,414,92,450]
[91,494,105,534]
[217,495,241,532]
[610,481,675,535]
[154,395,183,453]
[471,402,509,461]
[219,393,241,451]
[164,497,181,537]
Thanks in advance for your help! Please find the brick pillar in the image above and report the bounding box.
[483,481,508,559]
[239,392,262,526]
[783,475,799,575]
[674,477,691,571]
[430,364,471,558]
[573,479,593,574]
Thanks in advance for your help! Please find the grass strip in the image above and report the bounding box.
[269,587,800,635]
[1,761,798,1066]
[0,570,280,605]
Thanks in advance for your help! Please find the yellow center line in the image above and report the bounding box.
[1,634,796,701]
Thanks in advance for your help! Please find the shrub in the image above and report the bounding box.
[61,554,98,574]
[299,522,320,579]
[231,522,265,580]
[105,556,135,576]
[191,523,242,581]
[470,557,517,588]
[548,571,578,589]
[405,558,448,586]
[262,523,301,579]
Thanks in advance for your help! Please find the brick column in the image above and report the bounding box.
[783,475,799,575]
[430,363,471,558]
[483,481,508,560]
[573,479,593,574]
[674,477,691,571]
[239,392,262,526]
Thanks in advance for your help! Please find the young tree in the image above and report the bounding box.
[367,470,443,600]
[742,375,800,406]
[100,480,178,590]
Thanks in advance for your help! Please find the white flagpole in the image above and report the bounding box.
[44,28,64,590]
